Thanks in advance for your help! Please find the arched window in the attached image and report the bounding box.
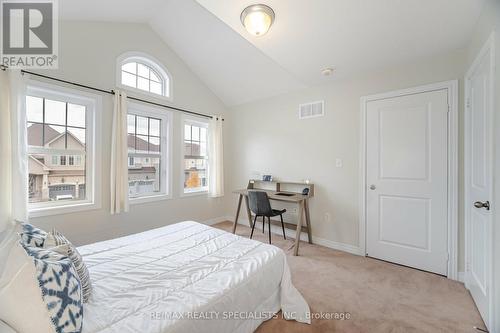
[117,52,171,99]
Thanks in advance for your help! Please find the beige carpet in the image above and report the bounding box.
[213,221,485,333]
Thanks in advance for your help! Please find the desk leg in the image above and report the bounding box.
[244,195,253,227]
[304,199,313,244]
[232,194,243,234]
[293,201,305,256]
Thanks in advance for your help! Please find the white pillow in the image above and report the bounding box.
[0,222,20,277]
[0,240,54,333]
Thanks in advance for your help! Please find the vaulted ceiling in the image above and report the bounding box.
[60,0,484,106]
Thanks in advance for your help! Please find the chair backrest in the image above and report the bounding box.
[248,191,273,216]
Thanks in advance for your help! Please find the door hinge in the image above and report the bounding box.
[466,98,471,109]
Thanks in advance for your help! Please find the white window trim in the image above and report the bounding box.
[116,51,173,102]
[181,115,209,197]
[127,102,172,205]
[27,80,102,218]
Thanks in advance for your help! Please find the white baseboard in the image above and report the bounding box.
[312,236,364,256]
[205,217,467,281]
[207,216,363,256]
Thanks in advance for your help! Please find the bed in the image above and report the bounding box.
[79,221,310,333]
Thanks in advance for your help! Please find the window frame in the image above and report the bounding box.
[26,80,102,218]
[127,102,172,205]
[116,52,172,102]
[121,61,164,96]
[181,116,209,197]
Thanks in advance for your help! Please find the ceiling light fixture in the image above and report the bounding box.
[240,4,275,37]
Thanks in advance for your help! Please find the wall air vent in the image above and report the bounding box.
[299,100,324,119]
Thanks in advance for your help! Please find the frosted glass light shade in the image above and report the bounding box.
[240,4,275,37]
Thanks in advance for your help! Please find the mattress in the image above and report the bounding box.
[78,221,310,333]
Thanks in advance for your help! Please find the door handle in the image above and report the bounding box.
[369,185,376,190]
[474,201,490,211]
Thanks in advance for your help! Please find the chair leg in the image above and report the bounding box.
[250,215,258,239]
[268,217,272,244]
[262,216,265,233]
[280,214,286,240]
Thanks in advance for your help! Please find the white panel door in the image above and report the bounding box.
[366,89,448,275]
[465,38,493,329]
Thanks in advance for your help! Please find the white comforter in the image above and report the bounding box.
[78,221,310,333]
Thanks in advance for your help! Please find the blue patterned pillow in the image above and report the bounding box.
[21,243,83,333]
[45,229,92,303]
[19,222,48,247]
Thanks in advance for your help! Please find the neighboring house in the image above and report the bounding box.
[183,141,208,190]
[28,125,162,202]
[127,134,161,197]
[28,124,86,202]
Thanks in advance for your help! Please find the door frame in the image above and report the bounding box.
[464,32,495,330]
[359,80,459,280]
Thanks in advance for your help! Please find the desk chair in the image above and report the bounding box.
[248,191,287,244]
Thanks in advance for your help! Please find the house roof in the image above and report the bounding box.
[28,123,60,147]
[27,123,85,148]
[128,134,160,152]
[28,155,49,174]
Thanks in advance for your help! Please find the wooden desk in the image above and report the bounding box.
[232,186,313,256]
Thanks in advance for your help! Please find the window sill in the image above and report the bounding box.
[29,201,101,218]
[181,190,209,198]
[129,194,172,205]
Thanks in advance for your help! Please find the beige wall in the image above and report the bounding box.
[30,21,230,246]
[227,49,467,266]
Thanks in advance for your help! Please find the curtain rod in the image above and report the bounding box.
[0,65,223,121]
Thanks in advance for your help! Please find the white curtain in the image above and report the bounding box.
[208,115,224,198]
[0,70,28,231]
[110,90,129,214]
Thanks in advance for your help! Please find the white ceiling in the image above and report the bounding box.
[59,0,164,22]
[60,0,484,106]
[149,0,305,106]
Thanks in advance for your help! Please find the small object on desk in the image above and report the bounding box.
[302,188,309,196]
[275,192,295,197]
[262,175,273,182]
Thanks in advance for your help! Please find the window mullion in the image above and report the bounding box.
[147,116,150,152]
[28,145,86,154]
[135,63,139,89]
[42,98,45,145]
[128,152,160,157]
[134,114,137,151]
[64,102,68,149]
